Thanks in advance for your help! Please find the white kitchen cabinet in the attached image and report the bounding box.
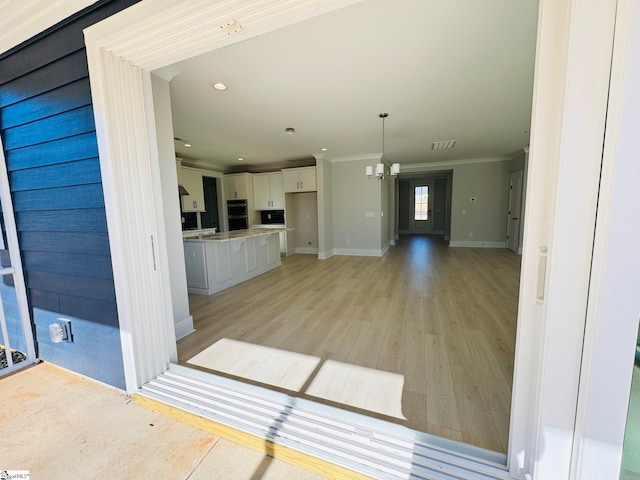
[181,167,205,212]
[282,166,316,192]
[253,172,284,209]
[184,231,282,296]
[225,173,253,200]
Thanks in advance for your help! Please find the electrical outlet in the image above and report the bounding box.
[346,238,351,245]
[469,232,474,238]
[50,318,73,343]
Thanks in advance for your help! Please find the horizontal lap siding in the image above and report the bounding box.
[0,0,141,389]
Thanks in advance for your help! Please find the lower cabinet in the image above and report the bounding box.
[184,232,282,295]
[183,241,208,289]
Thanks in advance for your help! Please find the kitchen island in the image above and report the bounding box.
[183,227,285,296]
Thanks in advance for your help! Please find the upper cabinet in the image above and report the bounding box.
[282,166,316,192]
[253,172,284,210]
[181,167,205,212]
[224,173,253,201]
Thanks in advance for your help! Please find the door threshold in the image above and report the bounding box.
[136,364,509,480]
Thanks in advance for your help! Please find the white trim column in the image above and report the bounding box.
[84,0,367,391]
[571,0,640,478]
[508,0,618,477]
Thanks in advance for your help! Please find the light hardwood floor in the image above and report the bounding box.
[178,235,521,453]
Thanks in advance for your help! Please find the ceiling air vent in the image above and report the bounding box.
[431,140,457,150]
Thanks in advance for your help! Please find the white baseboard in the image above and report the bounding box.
[449,241,507,248]
[175,315,194,340]
[390,239,396,246]
[333,248,384,257]
[295,247,319,254]
[381,242,391,256]
[318,249,334,260]
[518,246,523,254]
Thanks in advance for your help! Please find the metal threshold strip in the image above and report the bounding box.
[137,364,510,480]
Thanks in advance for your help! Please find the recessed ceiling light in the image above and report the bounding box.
[238,157,244,161]
[321,148,327,151]
[183,143,192,147]
[285,127,295,134]
[212,82,227,90]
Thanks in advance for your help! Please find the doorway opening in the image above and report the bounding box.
[84,0,543,475]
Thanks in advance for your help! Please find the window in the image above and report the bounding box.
[414,185,429,220]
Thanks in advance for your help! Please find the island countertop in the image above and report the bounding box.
[183,226,288,243]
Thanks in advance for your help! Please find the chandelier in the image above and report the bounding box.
[366,113,400,180]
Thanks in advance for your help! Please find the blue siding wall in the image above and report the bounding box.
[0,0,140,389]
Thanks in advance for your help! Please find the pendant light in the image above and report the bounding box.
[366,112,399,180]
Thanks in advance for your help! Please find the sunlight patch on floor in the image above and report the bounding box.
[187,338,407,420]
[306,360,407,420]
[187,338,321,391]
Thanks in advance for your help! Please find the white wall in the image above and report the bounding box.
[150,74,193,340]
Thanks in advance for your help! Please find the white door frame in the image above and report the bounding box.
[80,0,621,477]
[570,0,640,477]
[0,138,37,375]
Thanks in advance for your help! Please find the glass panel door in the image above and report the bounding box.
[410,184,432,234]
[620,324,640,479]
[0,144,35,376]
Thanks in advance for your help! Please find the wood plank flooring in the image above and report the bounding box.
[177,235,521,453]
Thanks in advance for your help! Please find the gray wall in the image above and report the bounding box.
[331,159,382,253]
[398,180,410,231]
[294,192,319,251]
[450,161,511,245]
[433,177,447,233]
[316,158,334,258]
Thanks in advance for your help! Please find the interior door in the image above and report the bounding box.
[506,171,523,252]
[410,183,433,234]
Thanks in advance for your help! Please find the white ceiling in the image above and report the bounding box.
[162,0,539,172]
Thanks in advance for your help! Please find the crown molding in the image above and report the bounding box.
[400,155,511,173]
[328,153,382,163]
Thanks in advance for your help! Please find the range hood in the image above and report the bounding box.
[178,185,190,196]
